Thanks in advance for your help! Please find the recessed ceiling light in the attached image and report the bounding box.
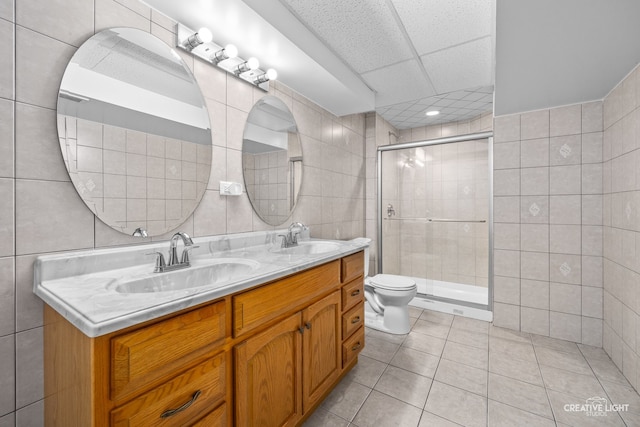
[426,110,440,116]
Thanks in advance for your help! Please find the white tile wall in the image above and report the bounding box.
[0,1,367,422]
[493,100,605,348]
[602,63,640,392]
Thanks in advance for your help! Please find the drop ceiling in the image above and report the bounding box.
[143,0,495,129]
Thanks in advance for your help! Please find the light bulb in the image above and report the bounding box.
[224,44,238,59]
[426,110,440,116]
[266,68,278,80]
[197,27,213,44]
[246,57,259,70]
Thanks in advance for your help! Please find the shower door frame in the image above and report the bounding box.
[376,131,494,312]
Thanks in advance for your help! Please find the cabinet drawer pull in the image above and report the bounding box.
[350,316,361,324]
[351,342,361,351]
[305,322,312,330]
[351,289,360,297]
[160,390,201,419]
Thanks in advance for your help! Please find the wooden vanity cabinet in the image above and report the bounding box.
[44,250,365,427]
[44,300,232,427]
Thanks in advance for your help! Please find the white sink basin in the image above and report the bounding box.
[113,258,261,293]
[271,241,342,255]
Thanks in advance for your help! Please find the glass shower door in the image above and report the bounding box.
[379,137,490,307]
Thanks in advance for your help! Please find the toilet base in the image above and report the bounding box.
[364,301,412,335]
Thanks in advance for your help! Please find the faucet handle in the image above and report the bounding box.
[180,245,200,264]
[147,252,166,273]
[277,234,289,248]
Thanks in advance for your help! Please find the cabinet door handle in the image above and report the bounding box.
[351,316,360,324]
[351,289,360,297]
[160,390,201,418]
[305,322,312,330]
[298,326,305,334]
[351,342,361,351]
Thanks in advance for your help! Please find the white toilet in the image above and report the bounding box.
[352,238,417,335]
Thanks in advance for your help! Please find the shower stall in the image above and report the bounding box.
[377,132,493,320]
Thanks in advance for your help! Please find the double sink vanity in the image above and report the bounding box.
[35,230,367,426]
[40,23,367,427]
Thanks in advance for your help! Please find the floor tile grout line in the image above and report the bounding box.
[531,342,559,425]
[578,345,631,426]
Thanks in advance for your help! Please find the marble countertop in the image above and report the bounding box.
[34,230,368,338]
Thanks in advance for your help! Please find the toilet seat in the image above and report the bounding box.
[368,274,417,291]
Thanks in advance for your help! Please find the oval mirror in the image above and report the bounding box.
[57,28,212,237]
[242,96,302,226]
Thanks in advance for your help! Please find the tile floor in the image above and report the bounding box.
[303,307,640,427]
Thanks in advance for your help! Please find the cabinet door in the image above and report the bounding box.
[235,312,303,427]
[302,291,341,411]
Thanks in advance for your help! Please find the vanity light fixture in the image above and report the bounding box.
[254,68,278,84]
[235,57,260,75]
[212,44,238,63]
[181,27,213,51]
[176,23,276,91]
[426,110,440,116]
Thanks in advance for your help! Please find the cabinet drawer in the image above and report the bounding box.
[341,278,364,311]
[110,352,227,426]
[342,301,364,340]
[111,301,226,400]
[191,402,227,427]
[342,326,365,367]
[233,261,340,337]
[341,251,364,283]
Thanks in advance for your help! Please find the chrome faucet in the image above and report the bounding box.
[149,232,198,273]
[278,222,307,248]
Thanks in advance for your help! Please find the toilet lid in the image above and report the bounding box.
[368,274,417,291]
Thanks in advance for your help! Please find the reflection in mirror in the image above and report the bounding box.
[57,28,212,237]
[242,96,302,226]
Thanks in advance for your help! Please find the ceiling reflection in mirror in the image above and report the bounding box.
[57,28,212,237]
[242,96,302,226]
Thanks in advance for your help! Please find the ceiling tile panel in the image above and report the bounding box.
[391,0,494,55]
[422,37,493,94]
[282,0,413,73]
[362,60,437,106]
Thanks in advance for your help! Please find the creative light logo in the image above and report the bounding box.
[564,396,628,417]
